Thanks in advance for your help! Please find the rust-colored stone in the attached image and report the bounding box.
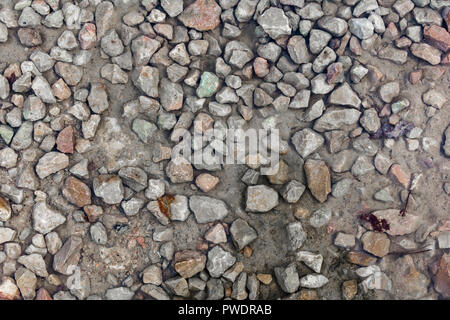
[62,176,92,207]
[409,70,422,84]
[346,251,377,266]
[83,205,103,223]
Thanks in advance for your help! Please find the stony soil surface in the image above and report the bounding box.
[0,0,449,300]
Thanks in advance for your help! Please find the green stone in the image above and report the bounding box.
[391,98,410,114]
[132,118,156,143]
[0,125,14,145]
[412,0,430,7]
[157,112,177,130]
[196,72,220,98]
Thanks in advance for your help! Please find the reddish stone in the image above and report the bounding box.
[349,36,362,55]
[241,65,253,80]
[409,70,422,84]
[52,78,71,100]
[194,113,214,134]
[62,176,92,207]
[275,36,289,48]
[433,253,450,299]
[17,28,42,47]
[253,57,269,78]
[329,38,340,50]
[83,205,104,223]
[442,52,450,65]
[372,209,418,236]
[367,65,383,87]
[389,164,410,189]
[327,62,343,84]
[443,8,450,32]
[79,23,97,50]
[410,43,441,65]
[56,126,74,154]
[196,173,219,192]
[379,104,391,117]
[35,288,52,300]
[336,32,351,56]
[178,0,222,31]
[384,22,399,41]
[395,37,412,49]
[3,63,22,83]
[423,25,450,52]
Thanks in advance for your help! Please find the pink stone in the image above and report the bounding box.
[372,209,419,236]
[79,23,97,50]
[253,57,269,78]
[178,0,222,31]
[56,126,74,154]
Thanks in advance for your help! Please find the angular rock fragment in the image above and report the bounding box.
[246,185,279,212]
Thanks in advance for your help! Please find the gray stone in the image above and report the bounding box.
[230,218,257,250]
[287,36,311,64]
[32,201,66,235]
[257,7,292,39]
[165,276,189,297]
[54,62,83,86]
[349,18,374,40]
[35,152,69,179]
[189,196,229,223]
[30,50,54,72]
[93,175,124,205]
[332,178,352,198]
[57,30,78,50]
[274,263,299,293]
[300,274,329,288]
[17,254,48,277]
[317,16,348,37]
[379,82,400,103]
[132,66,159,98]
[105,287,134,300]
[287,222,307,251]
[0,227,16,244]
[207,246,236,278]
[312,47,336,73]
[131,36,161,66]
[311,74,335,95]
[329,83,361,109]
[360,109,381,134]
[353,0,379,17]
[291,128,324,158]
[160,78,183,111]
[101,30,124,57]
[90,222,107,245]
[88,82,109,114]
[309,208,332,228]
[282,180,306,203]
[141,284,169,300]
[314,108,361,132]
[296,251,323,273]
[32,76,56,104]
[246,185,279,213]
